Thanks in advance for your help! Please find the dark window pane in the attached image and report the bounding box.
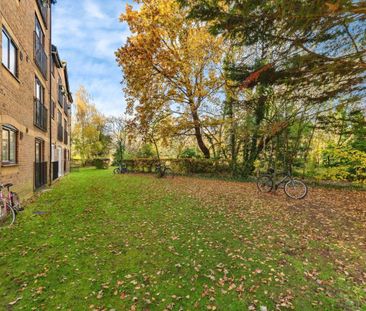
[35,17,44,46]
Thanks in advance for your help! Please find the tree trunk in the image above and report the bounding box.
[225,94,237,175]
[242,135,259,177]
[242,94,266,177]
[190,103,210,158]
[151,137,160,160]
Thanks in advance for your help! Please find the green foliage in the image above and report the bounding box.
[179,148,198,159]
[174,159,229,175]
[93,158,110,170]
[136,144,155,158]
[112,141,126,166]
[177,0,365,179]
[321,145,366,182]
[123,158,230,175]
[93,130,112,158]
[350,110,366,152]
[108,115,129,166]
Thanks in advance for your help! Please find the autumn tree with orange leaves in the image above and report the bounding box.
[116,0,226,158]
[116,0,365,181]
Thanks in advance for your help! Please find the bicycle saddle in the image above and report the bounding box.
[4,183,13,189]
[267,168,275,174]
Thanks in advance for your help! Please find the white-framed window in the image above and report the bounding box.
[35,15,44,47]
[2,125,18,165]
[2,28,18,77]
[35,76,44,103]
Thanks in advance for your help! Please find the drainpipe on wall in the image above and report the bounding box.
[48,2,52,186]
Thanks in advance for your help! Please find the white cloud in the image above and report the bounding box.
[52,0,133,116]
[83,0,108,20]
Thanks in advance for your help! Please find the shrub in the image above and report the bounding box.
[320,145,366,182]
[180,148,198,159]
[94,158,110,169]
[136,144,155,158]
[122,158,231,175]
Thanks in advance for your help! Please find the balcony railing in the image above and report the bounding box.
[35,161,48,189]
[34,32,48,79]
[37,0,48,26]
[57,124,63,142]
[52,161,59,181]
[64,130,68,145]
[34,99,48,131]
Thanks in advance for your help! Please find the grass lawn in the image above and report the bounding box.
[0,168,365,310]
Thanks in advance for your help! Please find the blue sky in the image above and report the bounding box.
[53,0,133,116]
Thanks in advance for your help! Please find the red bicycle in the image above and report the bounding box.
[0,183,22,228]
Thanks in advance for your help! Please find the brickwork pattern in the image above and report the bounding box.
[0,0,72,199]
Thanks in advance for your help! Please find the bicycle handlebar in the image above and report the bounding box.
[0,183,13,190]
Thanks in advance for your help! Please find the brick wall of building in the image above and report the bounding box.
[0,0,72,200]
[50,50,72,180]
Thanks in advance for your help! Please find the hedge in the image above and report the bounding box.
[121,158,231,175]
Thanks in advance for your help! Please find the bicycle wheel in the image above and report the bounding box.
[113,168,120,174]
[164,168,175,179]
[11,192,22,212]
[284,179,308,199]
[0,201,16,228]
[256,175,273,193]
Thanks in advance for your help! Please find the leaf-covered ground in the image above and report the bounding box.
[0,168,365,310]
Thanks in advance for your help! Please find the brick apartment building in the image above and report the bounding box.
[0,0,72,199]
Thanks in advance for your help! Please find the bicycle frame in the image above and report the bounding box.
[267,172,293,190]
[0,186,12,208]
[0,187,10,219]
[0,184,19,210]
[257,169,308,199]
[0,188,4,205]
[275,175,289,188]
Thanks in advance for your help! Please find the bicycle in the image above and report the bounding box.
[0,183,22,228]
[113,163,128,175]
[155,163,174,178]
[256,168,308,199]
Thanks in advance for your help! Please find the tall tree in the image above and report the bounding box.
[179,0,365,175]
[72,86,110,164]
[108,116,129,164]
[116,0,226,158]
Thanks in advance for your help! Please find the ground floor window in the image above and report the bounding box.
[2,125,17,165]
